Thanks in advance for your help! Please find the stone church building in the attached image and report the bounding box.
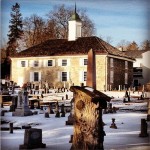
[10,9,134,91]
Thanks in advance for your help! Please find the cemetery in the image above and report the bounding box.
[1,49,150,150]
[1,88,150,150]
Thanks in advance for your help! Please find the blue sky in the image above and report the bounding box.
[1,0,150,47]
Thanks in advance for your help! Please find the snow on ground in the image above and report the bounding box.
[1,91,150,150]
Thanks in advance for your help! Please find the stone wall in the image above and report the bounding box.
[11,55,133,91]
[107,57,133,90]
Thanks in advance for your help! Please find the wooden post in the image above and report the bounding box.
[139,118,148,137]
[10,122,13,133]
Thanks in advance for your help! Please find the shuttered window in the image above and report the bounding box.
[62,60,67,66]
[48,60,53,66]
[62,72,67,81]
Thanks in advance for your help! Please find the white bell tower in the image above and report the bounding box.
[68,4,82,41]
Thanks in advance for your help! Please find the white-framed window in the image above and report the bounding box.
[34,72,39,81]
[110,70,114,83]
[43,59,55,67]
[80,58,88,66]
[30,72,41,82]
[80,71,87,82]
[21,61,26,67]
[125,73,128,84]
[48,60,53,66]
[125,61,128,69]
[57,71,69,82]
[34,61,39,67]
[110,58,114,67]
[62,59,67,66]
[62,72,67,81]
[84,71,87,81]
[17,60,28,67]
[58,59,70,66]
[84,59,88,65]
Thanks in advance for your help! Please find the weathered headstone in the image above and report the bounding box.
[107,102,113,113]
[19,128,46,149]
[9,122,13,133]
[60,104,65,117]
[70,86,110,150]
[55,101,60,118]
[66,98,75,125]
[10,96,18,112]
[139,118,148,137]
[12,89,33,116]
[49,103,54,114]
[45,112,49,118]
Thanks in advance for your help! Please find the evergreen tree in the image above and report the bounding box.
[7,3,23,56]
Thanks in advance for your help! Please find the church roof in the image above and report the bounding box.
[14,36,134,60]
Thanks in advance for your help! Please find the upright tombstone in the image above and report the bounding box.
[70,86,111,150]
[60,104,65,117]
[13,88,32,116]
[66,98,75,125]
[55,101,60,117]
[10,96,18,112]
[139,119,148,137]
[19,128,46,149]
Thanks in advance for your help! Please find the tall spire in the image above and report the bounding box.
[75,2,76,14]
[68,2,82,41]
[70,2,81,21]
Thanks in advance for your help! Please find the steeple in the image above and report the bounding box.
[68,3,82,41]
[70,3,81,21]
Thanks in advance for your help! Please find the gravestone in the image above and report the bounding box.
[12,90,33,116]
[107,103,113,113]
[66,98,75,125]
[45,112,49,118]
[19,128,46,149]
[9,122,13,133]
[70,86,111,150]
[139,119,148,137]
[55,101,60,117]
[10,96,18,112]
[60,104,65,117]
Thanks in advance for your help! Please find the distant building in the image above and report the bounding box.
[124,49,150,87]
[10,8,134,91]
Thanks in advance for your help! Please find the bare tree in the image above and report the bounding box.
[23,4,95,48]
[106,36,113,44]
[47,4,95,39]
[140,40,150,50]
[117,40,130,51]
[23,14,46,47]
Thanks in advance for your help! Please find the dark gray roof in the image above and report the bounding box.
[14,36,134,60]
